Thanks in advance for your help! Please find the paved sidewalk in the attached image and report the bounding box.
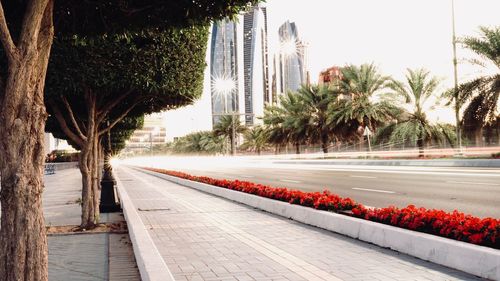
[44,168,141,281]
[116,166,482,281]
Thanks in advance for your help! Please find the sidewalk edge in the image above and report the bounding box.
[115,176,175,281]
[135,167,500,281]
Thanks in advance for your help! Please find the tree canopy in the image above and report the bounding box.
[2,1,259,36]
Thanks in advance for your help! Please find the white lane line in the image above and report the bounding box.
[349,175,377,179]
[280,179,302,183]
[322,168,500,177]
[446,181,500,186]
[352,187,396,194]
[240,175,255,178]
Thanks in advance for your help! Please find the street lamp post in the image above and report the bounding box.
[149,126,160,157]
[451,0,463,155]
[231,114,236,155]
[212,75,239,155]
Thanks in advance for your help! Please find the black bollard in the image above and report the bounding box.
[99,168,121,213]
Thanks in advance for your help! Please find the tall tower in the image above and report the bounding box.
[242,4,270,126]
[210,20,239,126]
[278,21,307,95]
[209,4,270,127]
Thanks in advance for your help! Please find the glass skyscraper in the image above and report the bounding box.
[210,20,239,125]
[210,4,270,127]
[278,21,307,95]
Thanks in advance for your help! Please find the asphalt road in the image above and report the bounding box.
[140,159,500,218]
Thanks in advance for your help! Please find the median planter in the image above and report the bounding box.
[136,167,500,280]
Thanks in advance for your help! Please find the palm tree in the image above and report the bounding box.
[456,26,500,145]
[328,63,399,148]
[213,115,247,155]
[240,126,269,155]
[199,132,227,154]
[376,69,456,157]
[263,105,288,154]
[172,131,226,154]
[263,92,307,154]
[295,85,338,153]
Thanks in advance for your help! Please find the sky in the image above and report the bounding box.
[266,0,499,123]
[164,0,499,137]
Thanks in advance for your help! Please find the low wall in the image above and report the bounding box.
[44,162,79,171]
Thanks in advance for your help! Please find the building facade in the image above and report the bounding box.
[126,113,167,153]
[278,21,308,95]
[318,66,342,87]
[210,19,240,125]
[210,4,270,127]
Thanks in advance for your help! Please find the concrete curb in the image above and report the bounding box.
[115,176,175,281]
[137,167,500,281]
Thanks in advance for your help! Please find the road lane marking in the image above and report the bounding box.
[352,187,396,194]
[349,175,377,179]
[280,179,302,183]
[240,175,255,178]
[446,181,500,186]
[321,168,500,177]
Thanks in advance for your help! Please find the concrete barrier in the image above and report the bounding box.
[137,167,500,281]
[115,176,175,281]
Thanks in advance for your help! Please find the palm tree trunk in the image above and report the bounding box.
[321,135,329,154]
[474,127,484,146]
[417,139,425,158]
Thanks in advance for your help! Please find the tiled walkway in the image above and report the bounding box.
[44,168,141,281]
[116,166,482,281]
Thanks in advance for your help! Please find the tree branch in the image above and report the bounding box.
[48,100,85,148]
[97,89,135,124]
[61,95,87,140]
[18,0,50,51]
[0,2,19,62]
[98,100,141,137]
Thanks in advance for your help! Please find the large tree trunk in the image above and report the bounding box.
[79,133,100,228]
[78,94,101,228]
[295,143,300,155]
[0,2,54,280]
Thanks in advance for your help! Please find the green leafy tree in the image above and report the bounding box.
[45,26,209,228]
[213,115,247,155]
[108,116,145,156]
[455,26,500,145]
[0,1,260,278]
[240,126,269,155]
[328,63,399,148]
[376,69,456,157]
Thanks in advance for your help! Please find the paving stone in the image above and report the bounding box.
[42,169,141,281]
[116,167,484,281]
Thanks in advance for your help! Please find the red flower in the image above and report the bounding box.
[142,167,500,250]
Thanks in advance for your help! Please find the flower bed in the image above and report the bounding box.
[144,167,500,249]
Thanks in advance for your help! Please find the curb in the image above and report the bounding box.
[115,176,175,281]
[136,167,500,281]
